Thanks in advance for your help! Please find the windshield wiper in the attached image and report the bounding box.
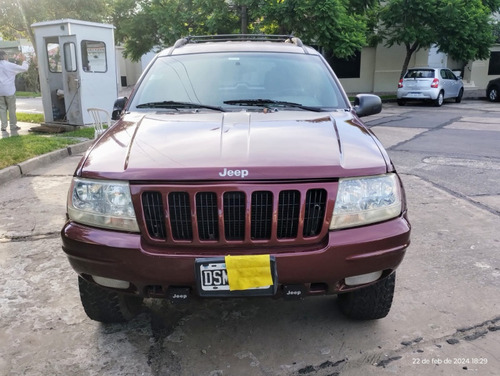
[223,99,323,112]
[136,101,225,112]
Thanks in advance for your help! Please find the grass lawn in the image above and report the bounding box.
[16,113,45,123]
[16,91,42,97]
[0,113,95,170]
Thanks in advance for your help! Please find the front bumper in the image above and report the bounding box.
[61,215,410,299]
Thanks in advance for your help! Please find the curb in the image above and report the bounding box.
[0,139,93,186]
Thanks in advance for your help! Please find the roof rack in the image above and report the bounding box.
[167,34,308,55]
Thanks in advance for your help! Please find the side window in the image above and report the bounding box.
[81,41,107,73]
[63,43,77,72]
[440,70,447,79]
[47,42,62,73]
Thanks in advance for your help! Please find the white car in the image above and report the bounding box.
[397,67,464,107]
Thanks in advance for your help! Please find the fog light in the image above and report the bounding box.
[92,275,130,289]
[345,271,383,286]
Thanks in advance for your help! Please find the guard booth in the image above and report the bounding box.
[31,19,118,126]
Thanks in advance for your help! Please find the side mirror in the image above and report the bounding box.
[353,94,382,118]
[112,97,128,120]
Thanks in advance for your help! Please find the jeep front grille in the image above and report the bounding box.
[139,184,331,246]
[142,191,166,239]
[251,191,273,239]
[196,192,219,241]
[169,192,193,240]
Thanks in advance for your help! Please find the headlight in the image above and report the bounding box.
[330,173,402,230]
[67,178,140,232]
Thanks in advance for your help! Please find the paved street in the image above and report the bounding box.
[15,97,44,114]
[0,98,499,375]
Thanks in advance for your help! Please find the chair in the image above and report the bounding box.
[87,108,111,138]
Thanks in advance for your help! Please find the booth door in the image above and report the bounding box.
[59,35,83,125]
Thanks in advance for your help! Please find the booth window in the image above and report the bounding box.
[63,43,77,72]
[47,42,62,73]
[81,40,107,73]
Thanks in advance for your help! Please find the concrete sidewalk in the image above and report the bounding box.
[1,121,40,137]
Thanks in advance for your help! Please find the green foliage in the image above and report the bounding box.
[113,0,241,61]
[494,22,500,43]
[379,0,436,50]
[434,0,496,62]
[18,61,40,92]
[379,0,500,77]
[113,0,373,61]
[0,0,110,47]
[2,0,498,86]
[481,0,500,12]
[259,0,368,58]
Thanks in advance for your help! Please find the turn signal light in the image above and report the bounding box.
[431,78,439,88]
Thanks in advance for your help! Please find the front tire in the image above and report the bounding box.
[434,91,444,107]
[455,88,463,103]
[487,86,499,102]
[78,276,143,323]
[337,272,396,320]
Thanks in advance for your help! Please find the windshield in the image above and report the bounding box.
[130,52,347,111]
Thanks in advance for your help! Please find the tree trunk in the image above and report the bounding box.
[241,6,248,34]
[15,0,37,52]
[400,42,419,79]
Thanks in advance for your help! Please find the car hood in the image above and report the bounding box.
[79,111,390,181]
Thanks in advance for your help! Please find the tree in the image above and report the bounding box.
[112,0,242,61]
[494,20,500,43]
[259,0,368,58]
[434,0,499,63]
[0,0,110,49]
[112,0,375,61]
[0,0,111,91]
[379,0,500,78]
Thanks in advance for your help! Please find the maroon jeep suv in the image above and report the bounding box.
[61,35,410,323]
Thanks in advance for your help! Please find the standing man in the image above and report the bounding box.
[0,50,29,132]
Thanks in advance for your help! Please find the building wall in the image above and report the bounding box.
[116,46,142,88]
[469,44,500,88]
[340,44,430,94]
[338,47,375,93]
[339,41,499,94]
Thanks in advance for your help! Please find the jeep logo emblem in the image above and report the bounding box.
[219,168,249,178]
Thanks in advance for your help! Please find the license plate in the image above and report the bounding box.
[195,257,277,297]
[199,262,230,292]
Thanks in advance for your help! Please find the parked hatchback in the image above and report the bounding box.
[486,77,500,102]
[62,35,411,323]
[397,67,464,106]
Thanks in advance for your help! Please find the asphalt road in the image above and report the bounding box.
[15,97,43,114]
[1,98,499,375]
